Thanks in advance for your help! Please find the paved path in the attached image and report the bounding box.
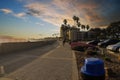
[1,42,78,80]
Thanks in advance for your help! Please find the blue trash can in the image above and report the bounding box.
[81,58,105,80]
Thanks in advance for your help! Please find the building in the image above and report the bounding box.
[77,31,88,41]
[69,27,80,42]
[60,25,96,42]
[77,31,96,41]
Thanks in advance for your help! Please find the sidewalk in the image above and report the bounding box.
[1,42,78,80]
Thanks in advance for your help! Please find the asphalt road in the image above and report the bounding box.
[0,41,58,75]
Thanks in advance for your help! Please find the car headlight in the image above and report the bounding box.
[107,46,111,49]
[98,43,101,46]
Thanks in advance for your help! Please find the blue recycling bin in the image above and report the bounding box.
[81,58,105,80]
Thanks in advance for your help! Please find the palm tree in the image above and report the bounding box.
[81,25,85,31]
[86,25,90,30]
[63,19,67,25]
[77,22,81,27]
[73,16,77,26]
[76,17,79,23]
[76,17,80,28]
[62,19,69,43]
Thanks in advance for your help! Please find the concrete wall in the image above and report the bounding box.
[0,40,56,55]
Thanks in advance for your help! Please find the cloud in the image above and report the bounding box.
[15,12,26,17]
[0,35,26,43]
[35,22,44,26]
[24,0,104,27]
[24,0,120,28]
[50,29,60,34]
[17,0,35,3]
[25,2,75,26]
[83,9,102,22]
[0,8,27,20]
[0,9,13,14]
[14,12,26,18]
[0,35,14,39]
[26,9,42,16]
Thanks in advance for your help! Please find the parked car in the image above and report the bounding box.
[85,46,100,55]
[70,41,95,51]
[98,39,120,48]
[86,40,100,46]
[107,42,120,52]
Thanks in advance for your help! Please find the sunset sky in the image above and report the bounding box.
[0,0,120,41]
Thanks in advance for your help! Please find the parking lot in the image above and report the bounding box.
[69,39,120,80]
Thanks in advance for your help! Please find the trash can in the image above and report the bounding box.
[81,58,105,80]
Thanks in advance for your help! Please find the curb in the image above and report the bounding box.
[72,51,79,80]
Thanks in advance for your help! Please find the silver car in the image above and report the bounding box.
[107,42,120,52]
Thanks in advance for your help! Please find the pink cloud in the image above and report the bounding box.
[25,2,74,26]
[24,0,106,28]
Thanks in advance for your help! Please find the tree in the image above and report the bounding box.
[81,25,86,30]
[86,25,90,30]
[61,19,70,42]
[77,22,81,27]
[76,16,79,23]
[63,19,67,25]
[73,16,77,26]
[89,28,102,39]
[106,21,120,38]
[100,28,107,39]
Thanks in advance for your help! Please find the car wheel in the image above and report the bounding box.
[116,47,119,52]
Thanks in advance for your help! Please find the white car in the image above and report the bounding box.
[107,42,120,52]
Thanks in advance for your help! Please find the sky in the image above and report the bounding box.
[0,0,120,42]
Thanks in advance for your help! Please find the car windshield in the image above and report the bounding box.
[104,39,110,42]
